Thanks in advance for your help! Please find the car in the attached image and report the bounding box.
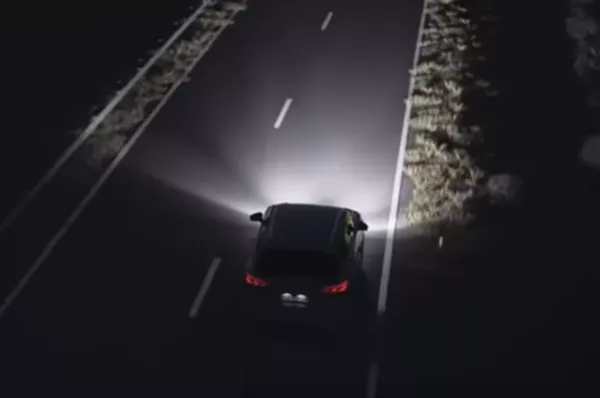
[242,203,371,329]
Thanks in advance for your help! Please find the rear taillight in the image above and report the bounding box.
[245,272,269,287]
[322,280,348,294]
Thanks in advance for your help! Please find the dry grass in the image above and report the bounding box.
[404,0,520,226]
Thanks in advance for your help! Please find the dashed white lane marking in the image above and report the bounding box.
[274,98,293,129]
[321,12,334,31]
[189,257,222,318]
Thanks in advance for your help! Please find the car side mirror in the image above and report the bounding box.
[357,221,368,231]
[249,212,263,223]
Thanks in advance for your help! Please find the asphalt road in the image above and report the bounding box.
[0,0,452,395]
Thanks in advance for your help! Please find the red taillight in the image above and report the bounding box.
[245,272,269,287]
[322,280,348,294]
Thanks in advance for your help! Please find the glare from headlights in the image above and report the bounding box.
[127,110,410,233]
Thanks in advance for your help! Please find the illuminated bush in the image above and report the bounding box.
[566,0,600,130]
[405,0,518,225]
[566,1,600,77]
[405,134,484,223]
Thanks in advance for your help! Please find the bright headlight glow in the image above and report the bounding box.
[127,96,409,234]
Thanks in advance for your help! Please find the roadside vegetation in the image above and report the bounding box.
[404,0,521,227]
[567,0,600,138]
[78,0,248,169]
[403,0,599,267]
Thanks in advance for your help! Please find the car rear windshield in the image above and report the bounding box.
[257,250,339,280]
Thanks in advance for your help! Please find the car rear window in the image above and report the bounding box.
[257,250,339,280]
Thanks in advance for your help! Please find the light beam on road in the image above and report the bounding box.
[131,112,398,232]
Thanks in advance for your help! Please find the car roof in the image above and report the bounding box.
[257,203,353,254]
[269,202,359,216]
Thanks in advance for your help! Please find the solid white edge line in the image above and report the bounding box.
[377,0,429,318]
[0,17,238,320]
[321,12,334,31]
[0,0,216,237]
[368,2,429,398]
[274,98,293,129]
[189,257,222,318]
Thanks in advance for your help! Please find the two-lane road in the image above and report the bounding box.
[0,0,425,395]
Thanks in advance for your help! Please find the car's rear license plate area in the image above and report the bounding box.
[280,292,309,308]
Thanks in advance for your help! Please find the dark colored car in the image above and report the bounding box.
[242,203,370,328]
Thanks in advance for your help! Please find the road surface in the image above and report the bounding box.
[0,0,504,395]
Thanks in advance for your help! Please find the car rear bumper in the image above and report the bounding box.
[241,286,371,329]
